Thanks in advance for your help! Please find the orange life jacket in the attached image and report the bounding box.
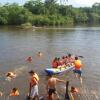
[10,90,19,96]
[30,73,39,86]
[74,60,82,70]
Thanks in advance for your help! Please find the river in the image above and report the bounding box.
[0,26,100,100]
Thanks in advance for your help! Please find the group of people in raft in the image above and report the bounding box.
[52,54,82,83]
[52,54,75,68]
[52,54,83,83]
[0,53,83,100]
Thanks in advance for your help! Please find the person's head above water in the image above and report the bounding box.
[38,52,43,56]
[75,57,78,60]
[10,88,19,96]
[12,88,18,92]
[27,57,32,62]
[6,72,11,77]
[48,73,53,78]
[29,70,35,75]
[68,54,71,57]
[71,86,79,93]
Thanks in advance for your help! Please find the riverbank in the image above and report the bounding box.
[2,23,100,30]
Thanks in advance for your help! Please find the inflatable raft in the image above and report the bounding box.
[45,65,74,74]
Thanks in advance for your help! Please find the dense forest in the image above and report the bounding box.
[0,0,100,26]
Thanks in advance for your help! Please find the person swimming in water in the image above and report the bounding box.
[10,88,19,96]
[6,72,16,81]
[38,52,43,57]
[26,57,33,62]
[70,86,79,94]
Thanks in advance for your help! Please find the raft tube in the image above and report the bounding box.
[45,65,74,74]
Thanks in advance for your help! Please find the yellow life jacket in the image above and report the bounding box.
[34,73,39,81]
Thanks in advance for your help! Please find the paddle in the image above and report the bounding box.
[77,56,84,58]
[67,53,84,58]
[26,83,31,100]
[65,81,70,100]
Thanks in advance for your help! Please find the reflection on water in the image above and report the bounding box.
[0,26,100,99]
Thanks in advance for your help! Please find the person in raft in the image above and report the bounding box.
[46,74,66,100]
[59,56,66,66]
[52,57,59,68]
[6,72,16,80]
[73,57,83,84]
[28,70,39,100]
[9,88,19,96]
[67,54,75,64]
[52,57,68,68]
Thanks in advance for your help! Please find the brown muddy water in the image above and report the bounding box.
[0,26,100,100]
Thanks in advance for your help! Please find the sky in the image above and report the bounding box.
[0,0,100,7]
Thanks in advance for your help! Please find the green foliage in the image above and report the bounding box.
[6,3,33,25]
[32,15,74,26]
[0,1,100,26]
[72,9,88,23]
[0,6,9,24]
[88,13,100,23]
[58,5,73,16]
[0,3,33,25]
[24,0,45,14]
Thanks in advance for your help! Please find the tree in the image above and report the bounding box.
[58,5,73,16]
[92,3,100,14]
[24,0,45,14]
[0,6,9,24]
[45,0,68,4]
[72,9,88,23]
[4,3,33,25]
[0,1,100,25]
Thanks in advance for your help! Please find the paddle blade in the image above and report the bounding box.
[78,56,84,58]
